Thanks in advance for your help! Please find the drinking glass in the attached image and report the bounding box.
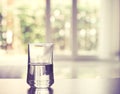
[27,43,54,88]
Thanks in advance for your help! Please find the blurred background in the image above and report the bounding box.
[0,0,120,79]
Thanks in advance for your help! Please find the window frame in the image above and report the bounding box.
[45,0,120,61]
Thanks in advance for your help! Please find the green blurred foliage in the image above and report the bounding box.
[17,5,45,50]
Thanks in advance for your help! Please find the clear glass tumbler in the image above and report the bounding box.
[27,43,54,88]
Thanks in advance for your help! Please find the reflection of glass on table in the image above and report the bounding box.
[28,87,53,94]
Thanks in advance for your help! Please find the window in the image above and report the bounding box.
[77,0,100,55]
[51,0,72,55]
[0,0,119,60]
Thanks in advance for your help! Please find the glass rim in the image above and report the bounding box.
[28,42,54,46]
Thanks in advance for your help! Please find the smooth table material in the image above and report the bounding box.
[0,78,120,94]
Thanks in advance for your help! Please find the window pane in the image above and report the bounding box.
[51,0,72,55]
[15,0,46,51]
[0,0,46,53]
[77,0,100,55]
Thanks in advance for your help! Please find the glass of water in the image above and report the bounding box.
[27,43,54,88]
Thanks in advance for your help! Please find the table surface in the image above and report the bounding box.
[0,78,120,94]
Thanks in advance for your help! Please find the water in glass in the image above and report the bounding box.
[27,62,54,88]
